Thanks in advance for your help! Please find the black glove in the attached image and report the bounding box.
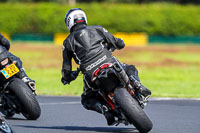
[116,38,125,50]
[107,38,125,52]
[107,44,116,52]
[61,69,80,85]
[61,77,70,85]
[71,69,80,80]
[61,70,71,85]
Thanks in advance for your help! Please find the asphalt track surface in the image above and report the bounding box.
[5,96,200,133]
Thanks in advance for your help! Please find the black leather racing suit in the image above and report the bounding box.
[62,24,141,112]
[62,24,125,75]
[0,33,10,51]
[0,33,28,79]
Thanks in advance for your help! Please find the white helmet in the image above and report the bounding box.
[65,8,87,32]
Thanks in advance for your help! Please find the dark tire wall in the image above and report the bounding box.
[7,78,41,120]
[114,88,153,133]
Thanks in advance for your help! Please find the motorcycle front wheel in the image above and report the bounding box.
[114,88,153,133]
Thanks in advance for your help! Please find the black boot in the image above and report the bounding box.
[129,75,151,99]
[139,84,151,98]
[104,110,116,126]
[94,102,115,126]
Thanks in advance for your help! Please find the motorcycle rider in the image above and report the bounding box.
[61,8,151,125]
[0,33,36,91]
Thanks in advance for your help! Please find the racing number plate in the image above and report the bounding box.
[1,63,19,79]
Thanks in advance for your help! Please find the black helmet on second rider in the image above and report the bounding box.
[65,8,87,33]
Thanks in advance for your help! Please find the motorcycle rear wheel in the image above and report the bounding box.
[114,88,153,133]
[7,78,41,120]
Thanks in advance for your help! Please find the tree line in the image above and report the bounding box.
[1,0,200,4]
[1,3,200,36]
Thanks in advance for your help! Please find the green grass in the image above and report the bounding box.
[26,68,83,96]
[117,52,161,63]
[164,52,200,63]
[25,66,200,98]
[139,66,200,98]
[11,43,200,98]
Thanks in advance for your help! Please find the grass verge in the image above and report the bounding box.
[11,43,200,98]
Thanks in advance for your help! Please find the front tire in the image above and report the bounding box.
[7,78,41,120]
[114,88,153,133]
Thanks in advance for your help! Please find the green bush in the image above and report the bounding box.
[0,2,200,36]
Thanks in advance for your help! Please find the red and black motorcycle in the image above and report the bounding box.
[76,58,153,133]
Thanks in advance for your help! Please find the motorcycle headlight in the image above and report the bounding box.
[1,58,9,66]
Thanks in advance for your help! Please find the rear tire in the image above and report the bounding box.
[7,78,41,120]
[114,88,153,133]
